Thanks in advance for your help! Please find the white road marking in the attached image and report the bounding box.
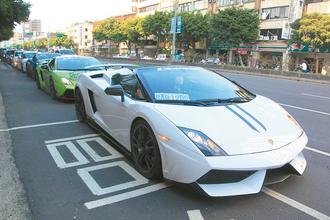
[263,187,330,220]
[46,141,89,169]
[77,137,122,162]
[78,161,148,196]
[45,133,99,144]
[302,93,330,100]
[84,182,172,209]
[279,103,330,116]
[305,146,330,157]
[0,120,79,132]
[187,210,204,220]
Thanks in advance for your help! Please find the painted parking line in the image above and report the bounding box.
[0,120,79,132]
[84,182,173,209]
[279,103,330,116]
[187,210,204,220]
[302,93,330,100]
[306,146,330,157]
[45,133,99,144]
[263,187,330,220]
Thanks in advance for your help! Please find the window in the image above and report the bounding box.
[85,35,88,39]
[85,28,88,32]
[119,75,146,100]
[260,29,283,40]
[49,59,55,70]
[262,6,289,19]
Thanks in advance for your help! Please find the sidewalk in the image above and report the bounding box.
[96,57,330,85]
[0,63,31,220]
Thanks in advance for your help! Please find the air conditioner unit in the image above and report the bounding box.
[272,36,278,40]
[263,36,270,40]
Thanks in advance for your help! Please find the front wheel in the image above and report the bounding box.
[131,120,162,179]
[36,72,41,89]
[75,88,87,122]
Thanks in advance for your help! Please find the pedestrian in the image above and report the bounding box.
[300,61,308,73]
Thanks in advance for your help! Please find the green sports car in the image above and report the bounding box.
[35,55,101,100]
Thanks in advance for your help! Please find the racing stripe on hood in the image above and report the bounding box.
[225,106,260,132]
[234,105,267,131]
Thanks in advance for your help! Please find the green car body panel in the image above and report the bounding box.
[35,55,101,99]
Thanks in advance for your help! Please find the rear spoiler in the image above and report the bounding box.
[85,63,139,71]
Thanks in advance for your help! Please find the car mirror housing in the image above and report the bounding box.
[104,85,125,102]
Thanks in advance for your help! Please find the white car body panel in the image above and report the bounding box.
[76,67,307,197]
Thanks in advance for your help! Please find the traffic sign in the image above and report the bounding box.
[170,16,182,34]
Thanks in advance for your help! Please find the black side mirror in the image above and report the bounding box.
[104,85,125,102]
[41,64,49,70]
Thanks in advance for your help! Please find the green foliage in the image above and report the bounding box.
[294,13,330,50]
[210,7,260,47]
[177,11,210,48]
[93,18,126,44]
[121,18,145,51]
[0,0,30,40]
[289,19,301,45]
[22,34,74,50]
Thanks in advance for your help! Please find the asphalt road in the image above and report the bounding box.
[0,60,329,220]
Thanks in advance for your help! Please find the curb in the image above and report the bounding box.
[0,64,32,220]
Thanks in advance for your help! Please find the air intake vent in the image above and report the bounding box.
[88,89,97,113]
[90,73,104,78]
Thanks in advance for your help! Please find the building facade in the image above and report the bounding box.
[23,19,42,39]
[66,21,94,51]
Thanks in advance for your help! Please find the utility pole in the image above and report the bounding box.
[171,0,178,63]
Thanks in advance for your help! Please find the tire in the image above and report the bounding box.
[36,72,41,89]
[49,78,57,99]
[75,88,87,122]
[131,119,162,179]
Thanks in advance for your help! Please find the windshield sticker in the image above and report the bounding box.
[155,93,190,101]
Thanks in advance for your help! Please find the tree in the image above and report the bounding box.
[211,7,260,66]
[0,0,30,41]
[142,11,171,53]
[291,13,330,73]
[121,18,145,57]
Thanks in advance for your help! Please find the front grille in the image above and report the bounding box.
[264,164,293,185]
[197,170,256,184]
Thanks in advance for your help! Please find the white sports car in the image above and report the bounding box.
[75,66,307,197]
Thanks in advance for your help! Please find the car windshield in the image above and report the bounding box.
[15,51,23,56]
[37,53,60,60]
[138,67,255,105]
[25,52,36,58]
[57,57,101,71]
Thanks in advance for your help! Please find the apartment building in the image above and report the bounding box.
[66,21,94,51]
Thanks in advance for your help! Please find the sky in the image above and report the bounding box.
[18,0,132,32]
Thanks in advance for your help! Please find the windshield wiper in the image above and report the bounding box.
[155,100,208,106]
[196,97,249,103]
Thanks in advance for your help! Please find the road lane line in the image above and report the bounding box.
[302,93,330,100]
[187,210,204,220]
[45,133,99,144]
[305,146,330,157]
[279,103,330,116]
[84,182,173,209]
[0,120,79,132]
[263,187,330,220]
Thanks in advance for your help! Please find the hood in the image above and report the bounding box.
[154,96,302,155]
[55,70,84,84]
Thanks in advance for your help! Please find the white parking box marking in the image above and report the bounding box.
[279,103,330,116]
[45,134,100,144]
[77,161,149,196]
[305,146,330,157]
[46,141,89,169]
[187,210,204,220]
[263,187,330,220]
[302,93,330,100]
[0,120,79,132]
[84,182,173,209]
[77,137,122,162]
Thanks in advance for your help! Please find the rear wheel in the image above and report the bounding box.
[75,88,87,122]
[131,120,162,179]
[49,78,57,99]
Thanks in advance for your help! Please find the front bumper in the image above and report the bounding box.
[161,132,307,197]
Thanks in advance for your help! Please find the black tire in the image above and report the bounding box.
[49,78,57,99]
[75,88,87,122]
[131,120,162,179]
[36,72,41,89]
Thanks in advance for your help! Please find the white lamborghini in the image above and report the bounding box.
[74,65,307,197]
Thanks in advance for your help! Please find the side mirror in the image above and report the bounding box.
[41,64,49,70]
[104,85,125,102]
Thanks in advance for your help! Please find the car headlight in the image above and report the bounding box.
[61,77,72,85]
[179,127,227,156]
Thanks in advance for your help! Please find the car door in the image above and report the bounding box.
[42,59,55,92]
[95,74,146,149]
